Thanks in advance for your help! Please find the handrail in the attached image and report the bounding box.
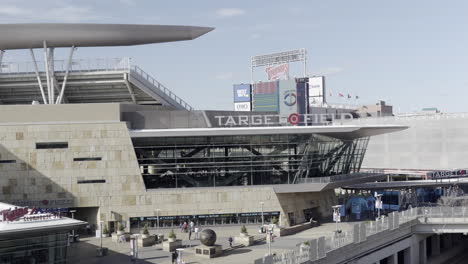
[130,65,193,111]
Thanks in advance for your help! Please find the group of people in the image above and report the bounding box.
[179,220,199,240]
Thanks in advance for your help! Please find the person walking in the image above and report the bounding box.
[228,236,233,247]
[188,228,192,240]
[183,222,188,233]
[194,227,199,239]
[189,220,195,231]
[171,251,178,264]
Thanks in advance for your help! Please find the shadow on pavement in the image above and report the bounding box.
[68,238,155,264]
[222,248,252,256]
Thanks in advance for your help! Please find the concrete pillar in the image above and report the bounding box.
[387,253,397,264]
[419,238,427,264]
[404,247,413,264]
[443,234,453,250]
[431,235,440,257]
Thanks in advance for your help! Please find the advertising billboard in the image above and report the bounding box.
[233,84,251,102]
[252,81,279,112]
[278,79,298,123]
[308,76,326,106]
[234,102,251,112]
[296,81,308,125]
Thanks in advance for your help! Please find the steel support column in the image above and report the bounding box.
[43,41,52,104]
[29,49,48,104]
[56,46,75,104]
[49,48,55,104]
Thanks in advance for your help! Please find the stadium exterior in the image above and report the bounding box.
[0,103,405,231]
[0,23,406,232]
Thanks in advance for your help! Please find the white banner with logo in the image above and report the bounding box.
[234,102,251,111]
[278,79,298,123]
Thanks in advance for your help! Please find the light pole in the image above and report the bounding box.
[155,209,161,232]
[260,202,264,230]
[99,221,104,250]
[375,194,383,220]
[70,210,76,238]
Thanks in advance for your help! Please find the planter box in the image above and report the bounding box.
[112,232,130,242]
[162,239,182,252]
[234,234,254,246]
[138,236,155,247]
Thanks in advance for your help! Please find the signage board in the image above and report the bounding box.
[214,113,353,127]
[278,79,298,122]
[265,63,289,80]
[333,211,341,222]
[234,102,251,112]
[308,76,326,106]
[427,169,467,179]
[233,84,251,102]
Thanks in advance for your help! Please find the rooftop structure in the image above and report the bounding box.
[0,23,213,108]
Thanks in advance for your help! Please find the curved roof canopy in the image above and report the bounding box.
[0,23,214,50]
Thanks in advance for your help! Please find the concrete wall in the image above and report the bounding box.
[0,117,335,228]
[356,114,468,170]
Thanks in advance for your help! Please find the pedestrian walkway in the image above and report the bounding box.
[68,223,354,264]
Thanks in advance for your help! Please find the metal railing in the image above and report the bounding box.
[0,57,131,74]
[295,170,386,184]
[258,205,468,264]
[0,57,194,111]
[130,66,193,111]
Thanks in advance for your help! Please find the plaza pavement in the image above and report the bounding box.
[68,222,355,264]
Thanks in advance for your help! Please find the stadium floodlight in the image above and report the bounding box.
[251,48,307,82]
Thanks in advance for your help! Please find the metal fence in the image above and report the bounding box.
[0,57,131,74]
[255,206,468,264]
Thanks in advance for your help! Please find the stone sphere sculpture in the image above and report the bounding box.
[200,229,217,246]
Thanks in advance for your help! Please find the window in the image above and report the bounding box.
[73,157,102,162]
[0,160,16,164]
[36,142,68,149]
[77,179,106,184]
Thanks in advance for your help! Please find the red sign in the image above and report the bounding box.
[265,64,289,80]
[0,207,28,221]
[288,113,300,125]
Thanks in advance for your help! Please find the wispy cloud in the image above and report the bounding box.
[216,8,246,18]
[251,33,261,39]
[314,67,345,76]
[0,6,28,16]
[215,72,234,80]
[0,4,98,23]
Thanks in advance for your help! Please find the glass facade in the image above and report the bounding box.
[0,233,68,264]
[133,133,369,189]
[129,211,280,229]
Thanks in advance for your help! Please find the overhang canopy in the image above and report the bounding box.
[0,24,214,50]
[129,124,408,140]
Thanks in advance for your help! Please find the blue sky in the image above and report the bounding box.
[1,0,468,113]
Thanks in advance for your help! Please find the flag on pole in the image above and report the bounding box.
[355,95,359,99]
[338,93,344,97]
[347,94,351,99]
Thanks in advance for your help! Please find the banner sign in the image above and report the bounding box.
[308,76,326,106]
[265,64,289,80]
[333,211,341,222]
[427,169,467,179]
[278,79,298,123]
[0,207,69,222]
[214,113,353,127]
[233,84,251,102]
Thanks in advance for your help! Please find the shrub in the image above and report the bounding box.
[143,223,149,235]
[102,225,109,234]
[168,229,176,239]
[117,222,124,232]
[303,241,310,246]
[272,216,278,225]
[240,225,247,234]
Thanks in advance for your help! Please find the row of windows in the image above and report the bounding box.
[0,160,16,164]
